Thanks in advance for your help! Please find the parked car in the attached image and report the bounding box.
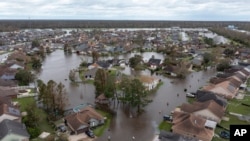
[57,124,67,132]
[220,130,230,139]
[186,92,195,98]
[163,115,173,121]
[85,129,95,138]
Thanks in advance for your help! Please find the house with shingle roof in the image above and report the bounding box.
[159,130,199,141]
[196,90,227,109]
[203,79,239,99]
[148,56,161,70]
[0,103,21,123]
[138,75,160,90]
[84,67,99,80]
[64,106,104,134]
[180,100,225,123]
[0,119,30,141]
[172,111,214,141]
[0,86,18,99]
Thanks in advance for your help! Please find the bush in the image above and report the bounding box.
[27,127,41,139]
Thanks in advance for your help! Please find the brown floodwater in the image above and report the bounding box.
[38,50,216,141]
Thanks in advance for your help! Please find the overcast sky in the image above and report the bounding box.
[0,0,249,21]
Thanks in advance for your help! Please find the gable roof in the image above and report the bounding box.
[0,96,12,105]
[172,111,214,141]
[0,119,30,139]
[180,100,224,119]
[139,75,158,83]
[159,130,198,141]
[203,80,238,99]
[148,58,161,65]
[84,67,99,77]
[0,103,21,117]
[0,86,18,98]
[65,106,104,131]
[96,61,111,69]
[196,90,227,108]
[0,79,17,87]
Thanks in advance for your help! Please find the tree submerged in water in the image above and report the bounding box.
[119,76,152,113]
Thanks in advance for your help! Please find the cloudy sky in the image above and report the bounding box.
[0,0,249,21]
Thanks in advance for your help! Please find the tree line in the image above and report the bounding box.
[210,27,250,46]
[0,20,250,31]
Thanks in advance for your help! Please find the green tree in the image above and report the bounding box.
[32,39,40,48]
[94,69,107,97]
[130,79,152,113]
[31,57,42,69]
[15,69,34,85]
[217,59,231,72]
[203,52,214,69]
[55,82,68,116]
[22,102,41,139]
[92,51,99,63]
[129,55,143,69]
[104,75,116,98]
[69,70,76,82]
[119,77,152,113]
[37,80,68,120]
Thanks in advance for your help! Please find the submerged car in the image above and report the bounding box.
[163,115,173,122]
[85,129,95,138]
[220,130,230,139]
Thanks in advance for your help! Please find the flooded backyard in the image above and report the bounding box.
[38,50,216,141]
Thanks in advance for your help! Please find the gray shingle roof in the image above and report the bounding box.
[0,119,30,139]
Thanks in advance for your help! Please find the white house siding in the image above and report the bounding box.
[143,80,159,90]
[0,114,19,122]
[1,134,29,141]
[194,109,220,123]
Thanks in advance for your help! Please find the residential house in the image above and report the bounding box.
[163,65,177,77]
[64,106,104,134]
[0,103,21,122]
[0,96,12,106]
[138,75,159,90]
[0,69,17,80]
[0,86,18,99]
[172,111,214,141]
[96,61,112,69]
[158,130,198,141]
[87,61,111,70]
[84,67,99,80]
[87,62,102,70]
[191,55,203,67]
[0,79,17,87]
[95,94,110,105]
[180,100,225,123]
[75,43,89,54]
[148,56,161,70]
[196,90,227,109]
[0,119,30,141]
[203,80,239,99]
[9,64,24,70]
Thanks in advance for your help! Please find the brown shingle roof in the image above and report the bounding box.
[65,106,103,131]
[139,75,158,83]
[180,100,224,119]
[172,111,214,141]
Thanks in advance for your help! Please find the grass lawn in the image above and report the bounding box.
[14,97,54,133]
[227,96,250,115]
[93,110,112,137]
[187,97,196,104]
[158,121,172,131]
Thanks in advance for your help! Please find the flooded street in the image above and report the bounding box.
[38,50,216,141]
